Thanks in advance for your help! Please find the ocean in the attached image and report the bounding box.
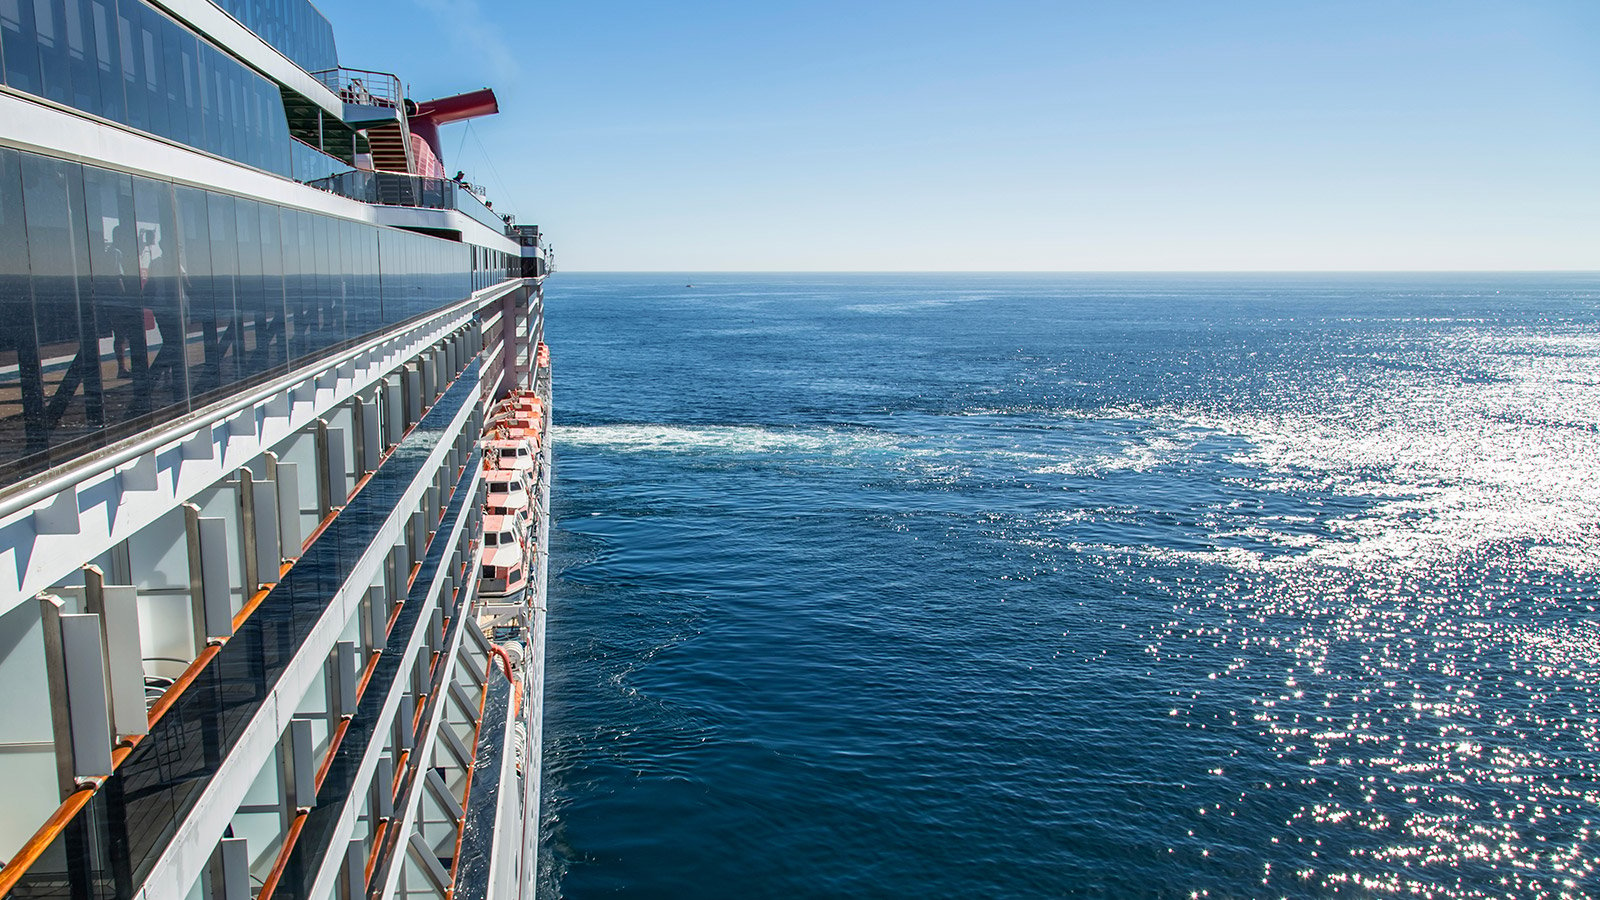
[536,273,1600,898]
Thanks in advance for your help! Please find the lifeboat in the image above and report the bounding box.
[482,468,536,523]
[492,396,543,421]
[487,405,543,430]
[477,512,529,600]
[483,437,538,474]
[485,420,543,450]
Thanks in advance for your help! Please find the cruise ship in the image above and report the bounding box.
[0,0,554,897]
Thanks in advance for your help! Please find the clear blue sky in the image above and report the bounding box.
[325,0,1600,271]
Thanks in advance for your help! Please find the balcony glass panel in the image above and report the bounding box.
[3,0,300,178]
[197,190,237,396]
[81,165,145,426]
[19,155,100,452]
[0,146,485,487]
[257,201,286,372]
[452,664,511,896]
[288,138,345,185]
[4,364,480,900]
[306,169,511,235]
[273,456,480,900]
[131,171,188,413]
[0,148,41,466]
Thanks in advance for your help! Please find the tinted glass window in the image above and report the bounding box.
[257,202,285,371]
[158,10,188,147]
[282,207,306,359]
[32,0,69,103]
[20,154,98,454]
[135,4,166,136]
[294,207,320,357]
[234,196,266,380]
[88,0,121,121]
[3,0,296,175]
[131,174,186,412]
[63,0,100,115]
[114,0,143,130]
[0,148,41,467]
[82,164,150,426]
[0,145,486,484]
[175,186,218,402]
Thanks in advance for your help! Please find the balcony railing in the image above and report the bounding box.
[307,170,507,232]
[0,366,483,900]
[312,67,404,109]
[288,138,351,184]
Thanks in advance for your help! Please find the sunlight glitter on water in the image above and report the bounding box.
[1138,321,1600,897]
[542,274,1600,899]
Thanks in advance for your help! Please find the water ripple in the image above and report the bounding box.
[542,273,1600,899]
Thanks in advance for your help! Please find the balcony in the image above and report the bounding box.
[307,170,507,233]
[311,68,403,110]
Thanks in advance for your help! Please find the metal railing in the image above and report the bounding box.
[307,170,507,232]
[507,225,542,247]
[312,67,403,108]
[0,360,486,900]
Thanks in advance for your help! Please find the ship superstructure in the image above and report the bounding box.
[0,1,553,897]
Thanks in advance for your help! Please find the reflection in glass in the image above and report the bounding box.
[115,0,144,132]
[0,145,483,483]
[89,0,123,122]
[184,187,226,398]
[234,196,264,381]
[134,176,186,413]
[82,164,150,425]
[33,0,69,104]
[0,148,39,466]
[135,4,167,139]
[1,0,42,95]
[158,9,189,148]
[2,0,302,177]
[64,0,102,116]
[257,202,285,372]
[20,154,99,453]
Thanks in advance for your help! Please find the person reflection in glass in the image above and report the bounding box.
[143,228,185,406]
[109,224,143,381]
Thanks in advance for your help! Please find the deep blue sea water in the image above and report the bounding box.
[537,273,1600,898]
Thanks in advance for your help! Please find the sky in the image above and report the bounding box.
[325,0,1600,272]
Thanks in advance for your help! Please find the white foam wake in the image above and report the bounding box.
[553,424,896,456]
